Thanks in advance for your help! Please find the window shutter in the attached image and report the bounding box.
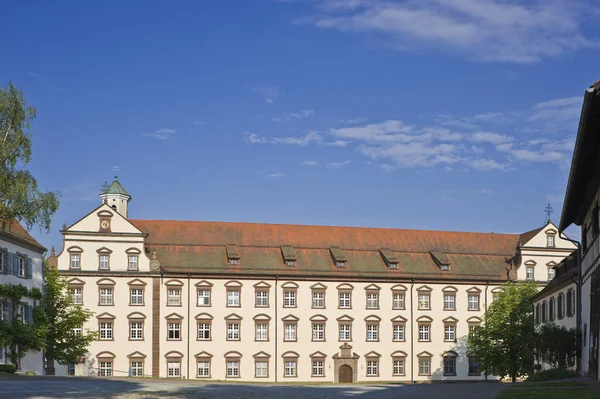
[26,258,32,279]
[13,254,19,276]
[7,253,14,275]
[28,305,33,324]
[7,302,13,322]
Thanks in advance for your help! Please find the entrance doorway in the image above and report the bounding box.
[339,365,353,383]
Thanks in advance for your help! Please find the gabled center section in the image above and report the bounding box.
[379,248,399,269]
[226,244,240,265]
[281,245,297,267]
[429,250,451,271]
[330,246,347,268]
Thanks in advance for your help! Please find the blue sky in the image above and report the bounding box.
[3,0,599,251]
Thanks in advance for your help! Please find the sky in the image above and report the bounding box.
[2,0,599,252]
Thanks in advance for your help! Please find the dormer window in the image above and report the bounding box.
[330,246,347,268]
[430,250,451,271]
[226,244,240,266]
[379,249,399,270]
[286,260,296,267]
[281,245,297,267]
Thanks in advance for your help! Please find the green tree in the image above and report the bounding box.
[42,264,97,375]
[468,282,539,382]
[0,284,45,370]
[0,81,59,231]
[535,323,580,369]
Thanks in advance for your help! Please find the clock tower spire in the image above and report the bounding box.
[99,176,131,218]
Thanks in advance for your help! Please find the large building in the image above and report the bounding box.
[48,177,576,382]
[0,221,47,374]
[559,79,600,379]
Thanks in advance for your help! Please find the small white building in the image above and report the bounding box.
[0,221,46,374]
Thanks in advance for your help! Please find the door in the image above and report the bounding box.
[339,365,353,383]
[590,267,600,379]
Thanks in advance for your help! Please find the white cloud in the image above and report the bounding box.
[273,109,315,122]
[510,149,566,163]
[142,128,176,140]
[380,164,396,172]
[249,85,280,104]
[245,132,322,146]
[470,131,513,145]
[528,96,583,133]
[325,140,350,147]
[302,160,319,166]
[340,117,368,124]
[326,160,354,168]
[266,172,285,178]
[468,158,508,171]
[359,142,463,167]
[301,0,595,63]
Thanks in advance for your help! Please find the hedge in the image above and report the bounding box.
[0,364,16,373]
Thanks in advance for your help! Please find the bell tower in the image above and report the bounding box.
[99,176,131,218]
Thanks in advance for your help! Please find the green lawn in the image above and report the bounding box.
[496,385,599,399]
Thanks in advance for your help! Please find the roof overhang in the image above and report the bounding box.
[560,82,600,231]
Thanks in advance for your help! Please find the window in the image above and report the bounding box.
[99,322,113,340]
[418,293,430,310]
[130,289,144,305]
[366,292,379,309]
[312,360,324,377]
[549,297,555,321]
[443,356,456,376]
[312,323,325,341]
[71,287,83,305]
[312,291,325,308]
[418,359,431,376]
[284,323,297,341]
[366,360,378,376]
[99,255,109,270]
[567,289,574,316]
[17,256,26,277]
[67,364,75,376]
[468,294,480,311]
[542,301,547,322]
[99,288,113,305]
[492,293,500,302]
[393,324,405,341]
[70,254,81,269]
[168,289,181,306]
[99,361,112,376]
[0,302,3,321]
[72,326,82,336]
[468,356,480,376]
[255,361,268,378]
[283,291,296,307]
[418,324,430,342]
[198,360,211,377]
[255,290,268,307]
[393,293,405,309]
[548,267,556,281]
[393,359,405,376]
[558,293,564,319]
[526,266,534,281]
[197,289,211,306]
[444,294,456,310]
[197,322,211,340]
[18,304,26,323]
[339,323,351,341]
[444,324,456,341]
[535,303,541,324]
[284,361,297,377]
[468,322,480,338]
[227,361,240,377]
[167,361,181,377]
[128,255,138,270]
[227,323,240,340]
[227,290,240,307]
[168,322,181,340]
[0,251,4,273]
[366,324,379,341]
[130,361,143,376]
[339,292,351,309]
[130,322,143,340]
[547,234,555,247]
[255,323,268,341]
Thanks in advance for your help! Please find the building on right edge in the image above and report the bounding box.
[559,79,600,379]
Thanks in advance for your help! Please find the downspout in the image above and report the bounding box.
[187,272,191,380]
[275,275,278,383]
[559,231,582,372]
[410,279,415,383]
[484,280,489,381]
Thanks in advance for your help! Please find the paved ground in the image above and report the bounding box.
[0,376,508,399]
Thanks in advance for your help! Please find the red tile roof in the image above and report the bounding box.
[0,220,46,252]
[131,220,519,281]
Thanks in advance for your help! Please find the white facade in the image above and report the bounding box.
[49,180,576,382]
[0,222,46,374]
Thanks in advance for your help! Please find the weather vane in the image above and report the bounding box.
[545,203,553,223]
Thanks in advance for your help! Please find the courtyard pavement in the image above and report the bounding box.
[0,376,508,399]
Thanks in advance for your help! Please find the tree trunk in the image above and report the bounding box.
[45,354,55,375]
[512,373,516,383]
